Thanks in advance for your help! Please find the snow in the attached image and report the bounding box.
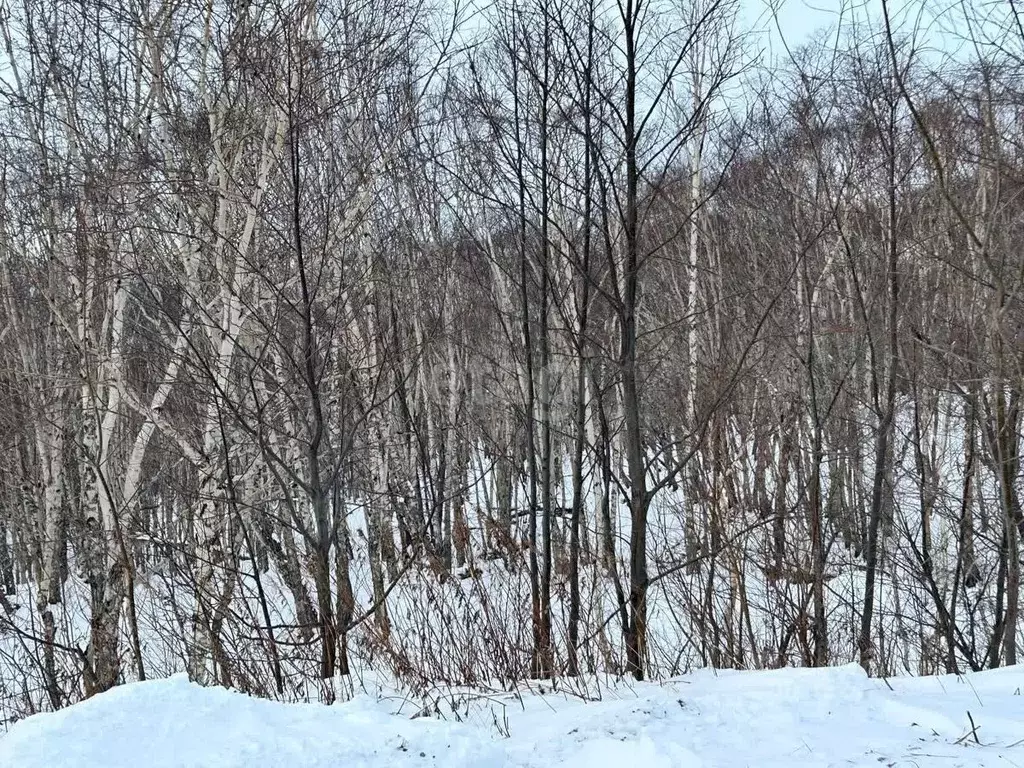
[0,674,505,768]
[4,665,1024,767]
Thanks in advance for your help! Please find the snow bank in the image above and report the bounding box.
[0,675,503,768]
[5,664,1024,767]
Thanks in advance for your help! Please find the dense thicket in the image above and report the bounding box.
[1,0,1023,718]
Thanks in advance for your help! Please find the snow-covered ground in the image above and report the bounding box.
[3,664,1023,767]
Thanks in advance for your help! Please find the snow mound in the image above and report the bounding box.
[0,675,504,768]
[5,664,1024,767]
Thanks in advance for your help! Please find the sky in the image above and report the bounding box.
[743,0,838,46]
[742,0,1022,66]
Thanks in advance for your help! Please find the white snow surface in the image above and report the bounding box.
[3,664,1024,767]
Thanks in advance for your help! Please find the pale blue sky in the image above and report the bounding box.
[743,0,838,45]
[739,0,860,70]
[742,0,1020,64]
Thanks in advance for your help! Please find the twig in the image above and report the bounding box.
[954,710,981,746]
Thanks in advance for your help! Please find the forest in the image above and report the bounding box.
[0,0,1023,724]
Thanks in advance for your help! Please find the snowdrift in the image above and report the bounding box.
[0,675,502,768]
[3,665,1024,767]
